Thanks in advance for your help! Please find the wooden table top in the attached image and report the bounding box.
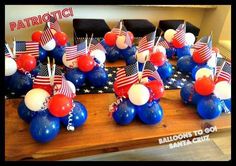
[5,60,231,161]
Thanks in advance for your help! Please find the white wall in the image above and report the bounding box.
[5,5,206,44]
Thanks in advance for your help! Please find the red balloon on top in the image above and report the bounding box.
[113,80,132,98]
[145,80,164,101]
[194,76,215,96]
[127,31,134,43]
[32,31,42,43]
[150,51,167,67]
[54,31,68,46]
[104,32,118,47]
[77,54,95,72]
[172,38,184,48]
[16,54,37,73]
[192,49,212,64]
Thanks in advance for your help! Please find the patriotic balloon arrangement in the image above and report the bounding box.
[163,22,196,59]
[101,21,136,63]
[17,59,87,143]
[63,35,108,88]
[180,52,231,119]
[135,29,173,81]
[109,61,164,125]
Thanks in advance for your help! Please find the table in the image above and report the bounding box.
[5,60,231,161]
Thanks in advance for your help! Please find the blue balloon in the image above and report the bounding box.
[177,56,197,74]
[121,45,137,60]
[138,62,144,71]
[18,100,38,123]
[87,66,108,87]
[9,71,33,95]
[60,101,87,128]
[38,46,48,62]
[176,46,191,59]
[30,113,60,143]
[166,47,176,59]
[65,68,86,88]
[192,91,205,105]
[125,55,137,65]
[30,63,42,78]
[100,39,110,50]
[106,46,120,62]
[51,45,65,64]
[157,61,173,80]
[221,99,231,113]
[137,100,163,125]
[197,95,222,120]
[5,76,12,90]
[191,65,211,80]
[112,99,136,125]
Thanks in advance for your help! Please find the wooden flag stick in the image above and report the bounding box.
[154,31,164,47]
[13,37,16,58]
[88,33,94,51]
[119,21,122,36]
[47,57,52,85]
[51,58,56,86]
[140,55,149,82]
[85,33,88,54]
[208,31,213,43]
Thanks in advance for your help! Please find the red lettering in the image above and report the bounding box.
[69,7,74,16]
[62,8,70,18]
[42,13,50,22]
[50,10,61,20]
[31,16,39,26]
[9,22,17,31]
[23,17,31,27]
[38,15,43,24]
[17,20,25,30]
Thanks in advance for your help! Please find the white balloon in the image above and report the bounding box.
[41,38,56,51]
[136,50,150,63]
[128,84,150,106]
[164,29,176,43]
[24,88,50,111]
[195,68,214,80]
[214,81,231,100]
[217,53,223,58]
[116,35,128,49]
[207,53,217,68]
[185,33,195,46]
[90,49,106,64]
[66,80,76,94]
[153,45,166,55]
[62,53,78,68]
[5,57,17,76]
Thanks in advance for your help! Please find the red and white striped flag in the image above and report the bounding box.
[89,38,107,53]
[138,30,156,53]
[54,76,75,98]
[65,41,87,61]
[216,60,231,82]
[116,62,139,88]
[158,37,170,49]
[173,23,186,46]
[111,22,127,36]
[33,65,51,86]
[15,41,39,57]
[5,43,13,58]
[48,15,61,32]
[53,66,63,85]
[142,61,162,81]
[40,24,54,46]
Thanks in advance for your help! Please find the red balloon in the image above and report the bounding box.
[150,51,167,66]
[113,81,132,98]
[172,38,184,48]
[145,80,164,101]
[33,84,53,95]
[192,50,210,64]
[16,54,37,72]
[32,31,42,43]
[104,32,117,46]
[48,94,73,117]
[54,31,68,46]
[127,31,134,43]
[77,55,95,72]
[194,76,215,96]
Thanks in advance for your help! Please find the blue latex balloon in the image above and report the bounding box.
[221,99,231,113]
[65,68,86,88]
[157,61,173,80]
[176,46,191,59]
[5,76,12,90]
[177,56,197,74]
[106,46,120,62]
[197,95,222,120]
[121,45,137,60]
[191,64,211,80]
[30,63,41,78]
[138,62,144,71]
[100,39,110,50]
[9,71,33,95]
[38,46,48,62]
[166,47,176,59]
[87,66,108,87]
[18,100,38,123]
[60,101,87,128]
[192,91,205,105]
[112,99,136,125]
[137,100,163,125]
[125,55,137,65]
[51,45,65,64]
[30,113,60,143]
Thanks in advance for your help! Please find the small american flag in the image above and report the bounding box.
[116,62,139,88]
[53,66,63,85]
[142,61,162,81]
[216,58,225,74]
[193,36,212,62]
[158,37,170,49]
[15,41,39,57]
[89,38,107,53]
[48,15,61,32]
[54,76,75,98]
[216,61,231,82]
[5,43,12,57]
[173,23,186,46]
[40,24,54,46]
[33,65,51,85]
[65,41,87,61]
[138,30,156,53]
[111,22,127,36]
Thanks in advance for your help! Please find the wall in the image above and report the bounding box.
[5,5,206,44]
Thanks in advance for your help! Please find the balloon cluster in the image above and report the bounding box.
[110,62,164,125]
[17,76,87,143]
[102,21,136,63]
